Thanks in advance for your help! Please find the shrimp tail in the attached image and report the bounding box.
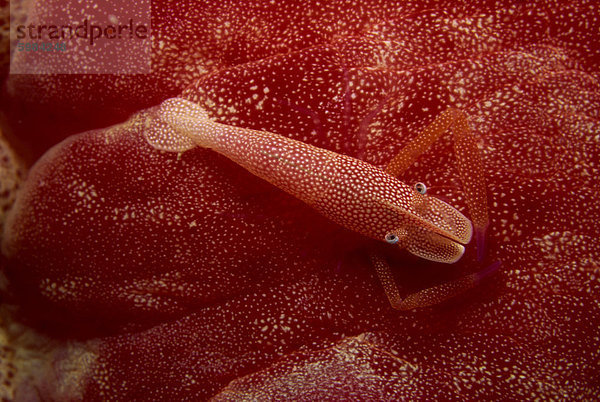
[144,98,212,152]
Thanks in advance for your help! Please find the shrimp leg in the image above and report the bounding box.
[370,253,500,310]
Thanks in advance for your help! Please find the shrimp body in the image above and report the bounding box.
[145,98,473,263]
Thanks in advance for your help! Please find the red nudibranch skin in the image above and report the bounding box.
[1,0,600,400]
[146,98,472,263]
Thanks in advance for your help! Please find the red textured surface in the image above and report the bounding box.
[2,0,599,399]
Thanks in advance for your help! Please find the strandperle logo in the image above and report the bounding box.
[10,0,151,74]
[15,19,149,46]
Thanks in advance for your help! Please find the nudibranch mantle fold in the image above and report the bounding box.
[144,97,473,264]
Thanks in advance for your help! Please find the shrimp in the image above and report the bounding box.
[144,98,495,310]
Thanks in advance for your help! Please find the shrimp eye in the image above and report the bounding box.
[414,182,427,195]
[385,233,399,244]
